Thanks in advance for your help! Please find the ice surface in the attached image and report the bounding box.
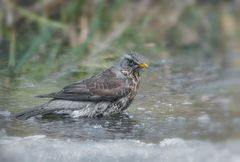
[0,111,11,118]
[0,134,240,162]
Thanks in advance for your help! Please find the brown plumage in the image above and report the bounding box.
[15,52,148,120]
[37,69,131,102]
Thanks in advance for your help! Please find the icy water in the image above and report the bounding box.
[0,54,240,162]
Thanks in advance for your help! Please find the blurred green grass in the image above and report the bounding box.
[0,0,240,81]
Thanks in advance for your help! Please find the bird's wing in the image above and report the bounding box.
[37,69,131,101]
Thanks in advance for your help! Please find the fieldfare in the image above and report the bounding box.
[15,52,148,119]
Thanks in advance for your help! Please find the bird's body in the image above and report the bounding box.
[15,52,148,120]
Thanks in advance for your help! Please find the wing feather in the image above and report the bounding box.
[37,69,131,102]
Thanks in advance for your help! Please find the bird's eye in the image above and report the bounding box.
[128,60,134,66]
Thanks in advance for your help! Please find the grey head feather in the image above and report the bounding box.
[114,52,146,73]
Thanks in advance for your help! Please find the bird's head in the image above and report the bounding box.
[116,52,148,74]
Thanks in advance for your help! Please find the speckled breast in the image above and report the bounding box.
[129,72,140,100]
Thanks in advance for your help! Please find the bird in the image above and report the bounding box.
[15,52,148,120]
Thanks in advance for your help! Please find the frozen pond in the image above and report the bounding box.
[1,54,240,162]
[1,133,240,162]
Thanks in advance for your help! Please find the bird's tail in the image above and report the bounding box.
[14,102,53,120]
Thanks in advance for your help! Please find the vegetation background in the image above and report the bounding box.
[0,0,240,83]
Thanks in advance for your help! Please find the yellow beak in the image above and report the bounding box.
[138,63,149,69]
